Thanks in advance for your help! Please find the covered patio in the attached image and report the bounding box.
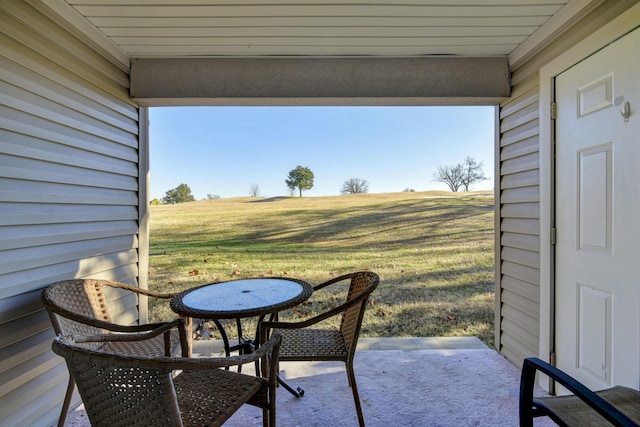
[3,2,640,425]
[65,338,555,426]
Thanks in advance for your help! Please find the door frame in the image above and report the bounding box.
[538,3,640,392]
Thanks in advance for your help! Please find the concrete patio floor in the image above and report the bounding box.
[65,337,555,426]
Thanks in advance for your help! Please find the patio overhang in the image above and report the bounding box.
[130,56,510,106]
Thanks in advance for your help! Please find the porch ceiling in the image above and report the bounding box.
[33,0,603,71]
[28,0,607,105]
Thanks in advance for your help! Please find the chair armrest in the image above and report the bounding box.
[103,282,176,299]
[156,333,282,378]
[46,299,184,333]
[76,318,182,343]
[73,318,189,356]
[54,333,282,381]
[520,357,639,427]
[261,288,370,332]
[312,273,354,292]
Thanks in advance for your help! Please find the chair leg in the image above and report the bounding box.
[58,376,75,427]
[346,362,365,427]
[268,381,277,427]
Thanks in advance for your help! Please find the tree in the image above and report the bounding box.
[285,166,314,197]
[341,178,369,194]
[460,156,488,192]
[434,157,488,192]
[150,198,162,205]
[205,193,220,200]
[249,183,261,197]
[162,183,195,204]
[434,164,465,192]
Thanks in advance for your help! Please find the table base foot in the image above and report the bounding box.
[278,375,304,398]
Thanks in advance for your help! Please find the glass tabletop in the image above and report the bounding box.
[171,278,313,319]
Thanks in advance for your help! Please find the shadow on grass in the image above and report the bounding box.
[248,196,292,203]
[152,197,494,253]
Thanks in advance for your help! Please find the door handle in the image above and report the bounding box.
[620,101,631,122]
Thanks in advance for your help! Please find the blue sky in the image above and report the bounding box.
[148,106,495,200]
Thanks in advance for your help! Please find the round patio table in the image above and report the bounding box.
[171,278,313,360]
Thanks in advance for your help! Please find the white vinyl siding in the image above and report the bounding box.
[0,3,140,426]
[497,86,541,365]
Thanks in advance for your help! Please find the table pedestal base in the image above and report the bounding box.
[278,376,304,398]
[212,318,306,397]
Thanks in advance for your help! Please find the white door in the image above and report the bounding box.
[555,27,640,391]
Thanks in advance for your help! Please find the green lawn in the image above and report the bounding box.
[148,191,496,347]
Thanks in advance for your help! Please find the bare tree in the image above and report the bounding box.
[434,157,488,192]
[341,177,369,194]
[434,164,465,192]
[460,157,488,192]
[249,183,261,197]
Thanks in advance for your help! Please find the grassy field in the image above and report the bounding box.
[148,190,496,347]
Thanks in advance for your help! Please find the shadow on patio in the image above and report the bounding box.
[66,337,555,427]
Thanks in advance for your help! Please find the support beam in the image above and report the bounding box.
[130,57,510,106]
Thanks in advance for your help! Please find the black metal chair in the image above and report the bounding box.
[520,357,640,426]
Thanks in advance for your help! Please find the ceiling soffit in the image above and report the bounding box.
[27,1,608,104]
[130,56,510,106]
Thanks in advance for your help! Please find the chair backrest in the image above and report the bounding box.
[340,271,379,354]
[42,279,124,347]
[51,336,183,427]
